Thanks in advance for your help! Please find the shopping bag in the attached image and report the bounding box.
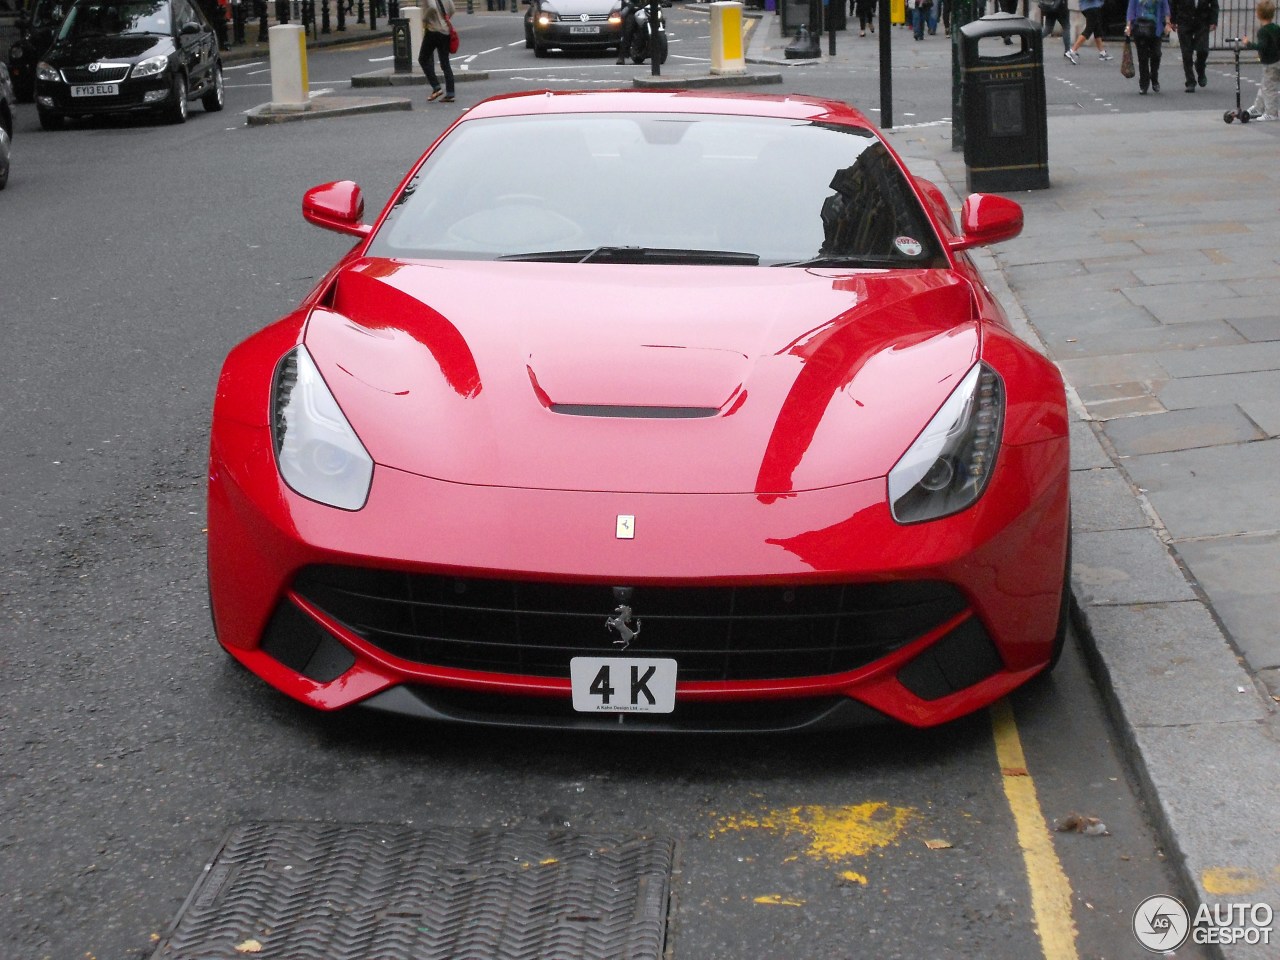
[448,19,460,52]
[1120,38,1135,78]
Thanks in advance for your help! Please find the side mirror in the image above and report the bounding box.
[303,181,373,238]
[180,20,202,33]
[948,193,1022,251]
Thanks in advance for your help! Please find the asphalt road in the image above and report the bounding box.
[0,26,1216,960]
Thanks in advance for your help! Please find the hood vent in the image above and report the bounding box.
[549,404,719,419]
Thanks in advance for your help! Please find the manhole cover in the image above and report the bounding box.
[152,822,675,960]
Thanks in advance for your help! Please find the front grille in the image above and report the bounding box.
[294,567,968,682]
[565,12,611,20]
[63,65,131,83]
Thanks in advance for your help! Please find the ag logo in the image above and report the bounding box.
[1133,895,1190,952]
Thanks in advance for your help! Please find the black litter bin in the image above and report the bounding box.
[958,12,1049,192]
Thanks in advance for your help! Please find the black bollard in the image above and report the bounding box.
[256,0,268,40]
[275,0,289,23]
[337,0,345,29]
[357,0,365,23]
[321,0,330,31]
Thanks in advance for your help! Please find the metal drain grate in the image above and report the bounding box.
[152,822,675,960]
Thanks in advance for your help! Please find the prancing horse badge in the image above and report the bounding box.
[616,515,635,539]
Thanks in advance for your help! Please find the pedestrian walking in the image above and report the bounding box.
[909,0,937,38]
[420,0,456,103]
[1040,0,1072,59]
[1241,0,1280,118]
[1125,0,1170,92]
[1170,0,1218,90]
[853,0,876,35]
[1066,0,1113,61]
[997,0,1017,44]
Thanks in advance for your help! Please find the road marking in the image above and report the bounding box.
[478,45,503,54]
[1202,866,1265,895]
[368,54,395,61]
[224,61,265,70]
[991,699,1080,960]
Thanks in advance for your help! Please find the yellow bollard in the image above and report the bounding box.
[890,0,905,24]
[710,1,745,74]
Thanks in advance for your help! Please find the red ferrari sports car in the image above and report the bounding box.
[207,90,1070,732]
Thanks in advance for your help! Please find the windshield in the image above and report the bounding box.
[368,113,948,268]
[58,0,171,38]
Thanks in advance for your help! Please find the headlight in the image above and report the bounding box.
[537,6,558,23]
[132,54,168,78]
[887,362,1004,524]
[10,42,28,58]
[272,346,374,511]
[36,60,61,81]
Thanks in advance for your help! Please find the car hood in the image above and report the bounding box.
[45,34,171,64]
[306,260,981,496]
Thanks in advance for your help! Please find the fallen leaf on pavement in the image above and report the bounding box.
[235,940,263,954]
[924,839,953,850]
[1055,813,1110,837]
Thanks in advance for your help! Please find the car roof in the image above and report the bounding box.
[462,89,877,130]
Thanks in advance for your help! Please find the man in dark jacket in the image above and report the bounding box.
[1171,0,1218,90]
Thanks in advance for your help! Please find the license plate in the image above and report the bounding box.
[569,24,600,33]
[71,83,119,97]
[570,657,676,714]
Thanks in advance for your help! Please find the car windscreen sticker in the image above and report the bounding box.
[894,236,924,257]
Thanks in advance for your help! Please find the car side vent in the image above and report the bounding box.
[549,404,718,419]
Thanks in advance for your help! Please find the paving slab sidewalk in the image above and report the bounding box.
[886,101,1280,959]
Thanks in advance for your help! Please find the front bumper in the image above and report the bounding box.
[208,411,1069,730]
[35,73,173,116]
[534,22,623,47]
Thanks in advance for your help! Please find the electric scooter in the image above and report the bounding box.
[1224,37,1253,123]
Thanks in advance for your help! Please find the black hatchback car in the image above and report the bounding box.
[34,0,223,129]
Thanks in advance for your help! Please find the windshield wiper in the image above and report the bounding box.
[497,246,760,266]
[770,255,903,268]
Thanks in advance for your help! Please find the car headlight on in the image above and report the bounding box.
[36,60,61,82]
[887,362,1004,525]
[537,6,558,23]
[131,54,168,78]
[272,345,374,511]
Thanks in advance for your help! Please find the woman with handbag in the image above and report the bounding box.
[420,0,457,103]
[1125,0,1170,93]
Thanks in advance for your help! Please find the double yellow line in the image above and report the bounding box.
[991,698,1080,960]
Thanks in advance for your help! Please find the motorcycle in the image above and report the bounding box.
[624,0,669,65]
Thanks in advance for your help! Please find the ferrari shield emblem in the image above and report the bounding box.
[616,515,635,539]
